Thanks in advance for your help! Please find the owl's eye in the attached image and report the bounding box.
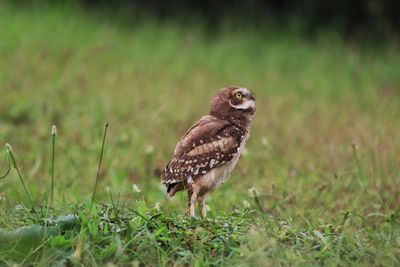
[235,92,243,99]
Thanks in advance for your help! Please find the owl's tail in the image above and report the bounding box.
[166,182,185,197]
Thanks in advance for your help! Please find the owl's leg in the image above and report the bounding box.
[187,186,198,217]
[197,194,208,218]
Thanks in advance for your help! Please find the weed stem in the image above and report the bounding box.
[90,122,109,212]
[51,125,57,206]
[6,143,34,207]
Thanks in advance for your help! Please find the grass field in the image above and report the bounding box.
[0,3,400,266]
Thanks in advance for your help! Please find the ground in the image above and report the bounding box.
[0,3,399,266]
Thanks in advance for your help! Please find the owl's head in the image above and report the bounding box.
[209,86,256,120]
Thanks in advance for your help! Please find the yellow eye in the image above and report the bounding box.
[235,92,243,99]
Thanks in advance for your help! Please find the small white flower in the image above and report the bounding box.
[154,202,161,211]
[261,137,269,147]
[132,184,141,193]
[248,187,259,197]
[145,145,154,154]
[5,143,12,152]
[242,200,250,208]
[105,186,111,193]
[51,125,57,135]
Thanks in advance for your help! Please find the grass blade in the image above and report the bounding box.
[352,142,363,180]
[0,152,10,180]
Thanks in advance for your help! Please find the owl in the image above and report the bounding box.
[161,86,256,217]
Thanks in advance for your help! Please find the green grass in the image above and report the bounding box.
[0,3,400,266]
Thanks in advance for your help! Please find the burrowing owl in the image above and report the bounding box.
[161,86,256,217]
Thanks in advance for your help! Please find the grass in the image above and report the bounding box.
[0,2,400,266]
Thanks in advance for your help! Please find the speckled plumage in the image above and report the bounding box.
[161,86,256,216]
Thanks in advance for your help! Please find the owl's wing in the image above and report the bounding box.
[161,115,243,185]
[173,115,230,156]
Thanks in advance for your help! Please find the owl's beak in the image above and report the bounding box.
[245,98,256,111]
[247,95,256,113]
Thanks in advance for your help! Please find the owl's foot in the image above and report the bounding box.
[186,208,195,217]
[198,195,208,218]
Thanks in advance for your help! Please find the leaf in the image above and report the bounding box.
[50,235,72,248]
[136,200,148,217]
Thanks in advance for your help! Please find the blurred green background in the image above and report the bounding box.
[0,0,399,217]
